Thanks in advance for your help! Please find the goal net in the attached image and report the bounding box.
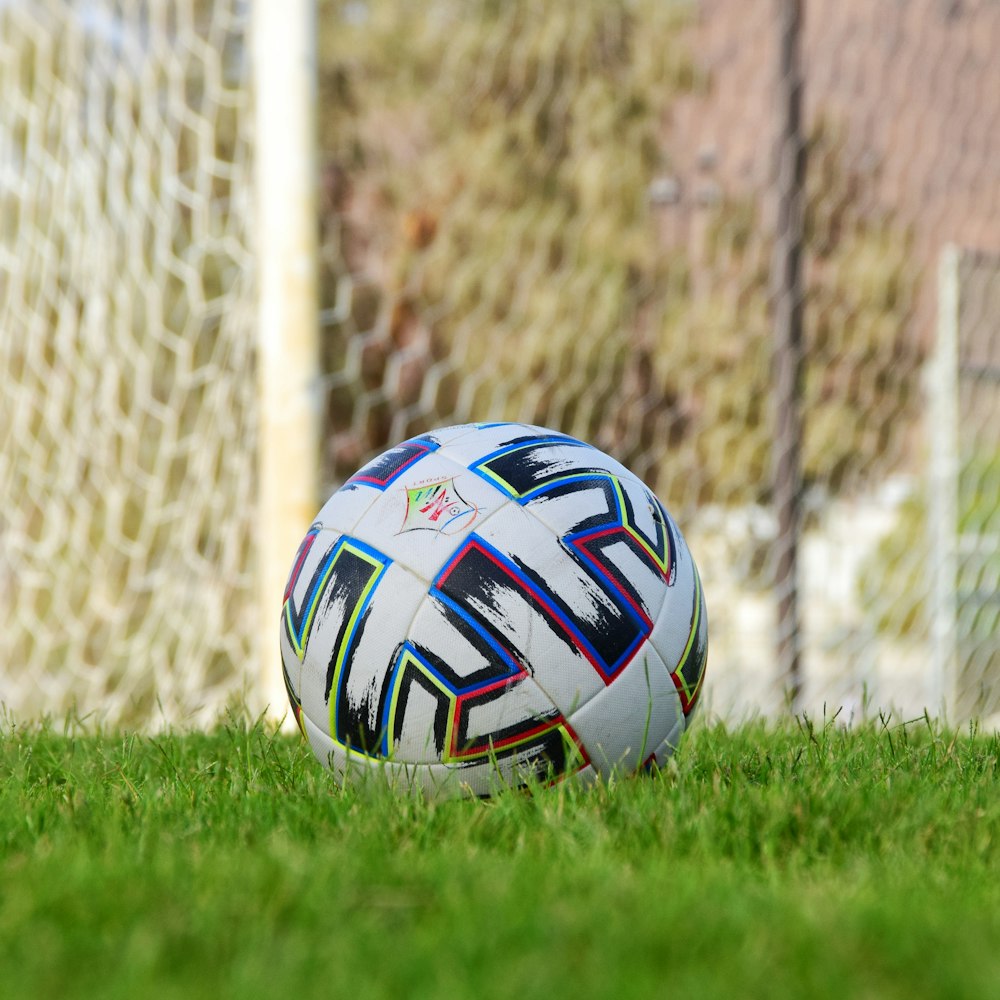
[1,0,259,726]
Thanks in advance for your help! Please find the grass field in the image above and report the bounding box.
[1,715,998,1000]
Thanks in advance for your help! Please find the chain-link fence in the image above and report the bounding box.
[2,0,999,728]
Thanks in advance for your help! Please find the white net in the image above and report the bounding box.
[0,0,258,726]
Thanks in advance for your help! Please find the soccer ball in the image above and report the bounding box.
[279,423,707,796]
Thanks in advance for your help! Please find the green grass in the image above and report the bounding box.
[1,716,998,1000]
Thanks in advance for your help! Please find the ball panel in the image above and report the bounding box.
[435,422,580,469]
[278,653,304,732]
[386,650,568,769]
[644,712,688,770]
[568,642,683,778]
[649,530,708,717]
[349,450,511,583]
[523,473,675,635]
[313,480,382,536]
[423,422,527,450]
[343,433,441,492]
[393,551,590,772]
[577,536,670,629]
[478,503,644,681]
[413,423,485,449]
[301,696,586,798]
[280,525,340,675]
[456,430,639,503]
[648,522,696,667]
[517,475,617,537]
[389,670,443,763]
[289,532,395,743]
[671,564,708,718]
[299,707,418,791]
[458,675,566,763]
[327,560,429,756]
[442,504,608,714]
[429,514,537,676]
[406,587,525,690]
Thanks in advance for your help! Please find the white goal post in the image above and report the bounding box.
[929,244,1000,725]
[253,0,321,723]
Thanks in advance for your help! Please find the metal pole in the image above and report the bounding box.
[253,0,320,721]
[771,0,807,710]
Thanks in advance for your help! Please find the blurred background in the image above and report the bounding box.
[1,0,998,729]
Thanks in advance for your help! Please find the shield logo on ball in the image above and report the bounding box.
[399,477,479,535]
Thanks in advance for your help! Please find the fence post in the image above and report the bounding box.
[771,0,807,710]
[253,0,321,720]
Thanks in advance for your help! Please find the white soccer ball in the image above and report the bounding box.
[279,423,707,797]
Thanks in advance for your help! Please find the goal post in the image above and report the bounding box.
[253,0,321,722]
[930,244,1000,725]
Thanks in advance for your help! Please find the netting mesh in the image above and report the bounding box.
[2,0,998,728]
[0,0,257,726]
[313,0,1000,723]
